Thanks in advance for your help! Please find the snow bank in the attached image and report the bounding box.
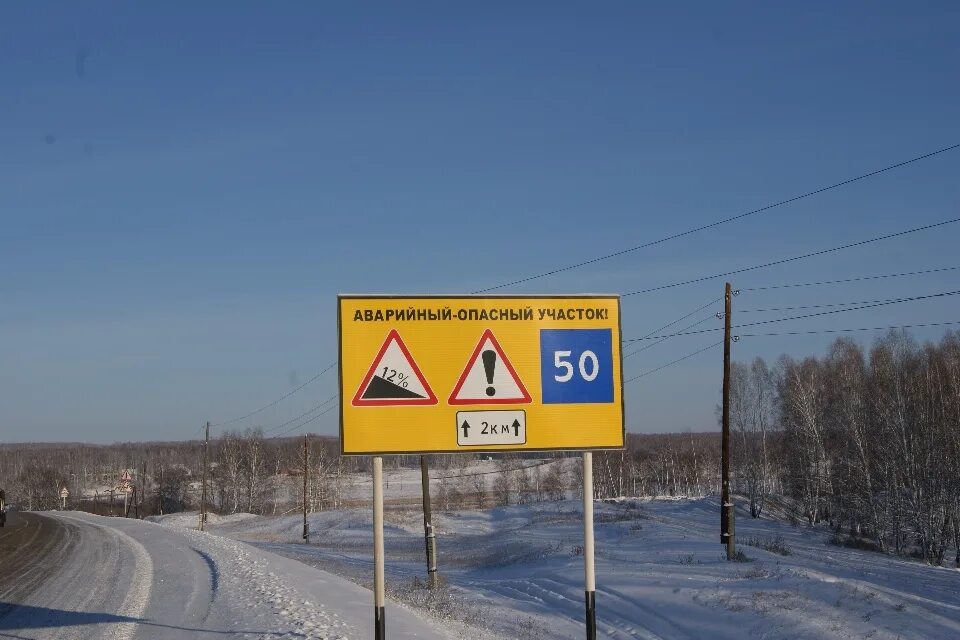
[158,496,960,639]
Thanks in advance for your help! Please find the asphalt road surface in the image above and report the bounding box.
[0,511,455,640]
[0,512,72,607]
[0,510,152,640]
[0,511,235,640]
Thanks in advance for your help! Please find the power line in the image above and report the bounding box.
[263,394,338,436]
[743,265,960,292]
[624,288,960,342]
[213,361,337,428]
[270,401,340,439]
[622,217,960,297]
[625,341,723,383]
[624,313,718,358]
[623,295,723,359]
[636,296,723,340]
[737,320,960,339]
[204,145,960,437]
[738,291,960,314]
[474,143,960,293]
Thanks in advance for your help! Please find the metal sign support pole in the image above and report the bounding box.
[583,452,596,640]
[373,456,386,640]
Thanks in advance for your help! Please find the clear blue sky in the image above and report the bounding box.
[2,2,958,443]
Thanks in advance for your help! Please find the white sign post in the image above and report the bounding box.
[372,457,386,640]
[582,452,596,640]
[59,487,69,510]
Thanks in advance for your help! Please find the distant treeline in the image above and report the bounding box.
[0,429,720,515]
[2,329,956,566]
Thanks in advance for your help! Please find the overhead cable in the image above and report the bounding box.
[621,217,960,297]
[624,289,960,342]
[213,361,337,428]
[475,143,960,293]
[625,341,724,383]
[737,320,960,339]
[743,265,960,292]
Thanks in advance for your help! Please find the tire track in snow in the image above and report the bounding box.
[55,513,154,640]
[109,525,154,640]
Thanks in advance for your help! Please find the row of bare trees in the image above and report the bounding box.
[0,432,360,517]
[731,330,960,565]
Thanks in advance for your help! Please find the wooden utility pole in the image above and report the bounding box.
[721,282,736,560]
[157,462,164,516]
[140,460,147,518]
[200,421,209,531]
[302,434,310,544]
[420,455,438,588]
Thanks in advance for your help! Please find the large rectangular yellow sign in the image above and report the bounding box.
[338,295,624,455]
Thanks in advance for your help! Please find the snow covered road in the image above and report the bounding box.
[0,512,458,639]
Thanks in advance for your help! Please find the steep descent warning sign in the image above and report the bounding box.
[339,295,623,455]
[352,329,437,406]
[449,329,531,405]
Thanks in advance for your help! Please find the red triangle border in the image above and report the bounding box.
[352,329,438,406]
[448,329,532,405]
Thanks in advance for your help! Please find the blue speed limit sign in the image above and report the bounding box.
[539,329,614,404]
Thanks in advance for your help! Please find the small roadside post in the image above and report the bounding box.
[60,487,69,510]
[338,295,624,640]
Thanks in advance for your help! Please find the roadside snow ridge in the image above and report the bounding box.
[178,527,354,639]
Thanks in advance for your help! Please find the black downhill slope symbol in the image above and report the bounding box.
[362,375,426,400]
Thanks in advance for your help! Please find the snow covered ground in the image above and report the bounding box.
[158,496,960,640]
[2,511,475,639]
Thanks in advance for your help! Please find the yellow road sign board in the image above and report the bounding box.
[338,295,624,455]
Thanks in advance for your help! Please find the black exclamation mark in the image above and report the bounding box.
[482,350,497,397]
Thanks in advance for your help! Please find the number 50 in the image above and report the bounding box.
[554,350,599,382]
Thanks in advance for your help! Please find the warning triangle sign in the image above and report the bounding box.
[352,330,438,406]
[449,329,532,405]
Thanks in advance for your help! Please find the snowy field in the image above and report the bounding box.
[154,496,960,640]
